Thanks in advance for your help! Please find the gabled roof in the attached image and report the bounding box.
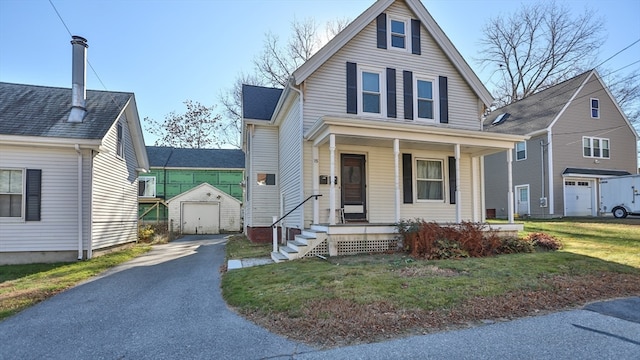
[241,84,283,121]
[146,146,244,169]
[291,0,493,106]
[483,71,593,135]
[0,82,132,139]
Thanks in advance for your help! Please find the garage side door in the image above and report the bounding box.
[565,180,593,216]
[182,203,220,234]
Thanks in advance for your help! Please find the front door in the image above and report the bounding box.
[341,154,366,221]
[515,185,529,216]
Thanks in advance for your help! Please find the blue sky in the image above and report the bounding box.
[1,0,639,146]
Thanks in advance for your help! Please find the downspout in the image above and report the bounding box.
[288,81,306,229]
[87,150,94,259]
[75,144,83,260]
[547,130,554,215]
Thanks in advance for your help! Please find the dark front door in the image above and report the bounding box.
[341,154,366,221]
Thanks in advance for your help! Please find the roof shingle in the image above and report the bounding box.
[241,84,283,121]
[146,146,244,169]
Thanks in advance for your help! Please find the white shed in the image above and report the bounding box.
[167,183,242,234]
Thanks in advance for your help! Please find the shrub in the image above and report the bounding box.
[138,225,154,243]
[526,232,563,251]
[138,223,170,244]
[496,237,534,254]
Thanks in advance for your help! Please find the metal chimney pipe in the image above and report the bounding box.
[68,35,88,123]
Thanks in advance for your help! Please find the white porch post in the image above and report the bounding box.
[312,145,320,224]
[455,143,461,223]
[329,134,336,225]
[393,139,400,222]
[507,149,514,224]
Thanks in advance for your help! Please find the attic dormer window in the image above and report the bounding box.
[390,19,407,49]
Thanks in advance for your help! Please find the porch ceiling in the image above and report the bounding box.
[306,116,528,157]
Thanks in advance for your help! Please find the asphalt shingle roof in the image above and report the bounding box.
[483,71,592,135]
[563,168,631,176]
[146,146,244,169]
[0,82,132,139]
[242,84,283,121]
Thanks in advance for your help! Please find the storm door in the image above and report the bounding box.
[341,154,367,221]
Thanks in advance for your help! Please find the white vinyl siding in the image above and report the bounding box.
[279,93,303,229]
[247,125,279,226]
[91,115,140,250]
[303,1,481,132]
[0,145,85,252]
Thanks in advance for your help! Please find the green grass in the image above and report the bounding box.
[222,219,640,315]
[225,234,272,259]
[0,245,151,320]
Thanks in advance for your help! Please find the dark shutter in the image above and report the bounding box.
[25,169,41,221]
[376,13,387,49]
[439,76,449,123]
[402,153,413,204]
[386,68,396,118]
[403,70,413,120]
[346,62,357,114]
[411,19,421,55]
[448,157,456,204]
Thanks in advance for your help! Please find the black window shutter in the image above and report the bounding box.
[346,62,357,114]
[376,13,387,49]
[402,153,413,204]
[411,19,421,55]
[25,169,42,221]
[439,76,449,123]
[386,68,396,118]
[448,157,456,204]
[403,70,413,120]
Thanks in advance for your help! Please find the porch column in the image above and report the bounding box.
[312,145,320,224]
[507,149,514,224]
[455,143,461,223]
[393,139,400,222]
[329,134,336,225]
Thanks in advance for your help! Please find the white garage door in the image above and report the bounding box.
[565,180,593,216]
[182,203,219,234]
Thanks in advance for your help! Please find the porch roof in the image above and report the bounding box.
[305,116,528,157]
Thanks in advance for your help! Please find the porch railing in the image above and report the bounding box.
[271,194,322,253]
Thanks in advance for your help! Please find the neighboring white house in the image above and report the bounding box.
[167,183,242,235]
[483,70,639,219]
[242,0,526,260]
[0,36,149,265]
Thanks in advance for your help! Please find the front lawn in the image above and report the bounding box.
[222,219,640,348]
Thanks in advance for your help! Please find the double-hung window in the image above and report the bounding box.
[138,176,156,198]
[583,136,610,158]
[0,169,23,217]
[117,123,124,157]
[359,68,384,115]
[416,79,434,120]
[416,159,443,201]
[389,19,407,49]
[516,141,527,161]
[591,98,599,118]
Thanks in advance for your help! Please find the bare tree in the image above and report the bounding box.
[607,70,640,124]
[144,100,223,149]
[218,16,351,148]
[478,1,605,106]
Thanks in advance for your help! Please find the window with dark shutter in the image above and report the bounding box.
[346,62,357,114]
[448,157,456,204]
[386,68,396,118]
[439,76,448,123]
[411,19,421,55]
[403,71,413,120]
[25,169,41,221]
[376,13,387,49]
[402,153,413,203]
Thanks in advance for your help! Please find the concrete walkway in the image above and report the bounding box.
[1,235,638,359]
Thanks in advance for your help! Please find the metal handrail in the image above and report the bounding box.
[271,194,322,228]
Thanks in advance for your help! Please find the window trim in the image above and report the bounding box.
[583,136,610,159]
[590,98,600,119]
[358,66,386,116]
[413,75,438,122]
[0,168,25,221]
[415,158,445,202]
[388,17,409,51]
[515,141,527,161]
[138,176,157,198]
[257,173,276,186]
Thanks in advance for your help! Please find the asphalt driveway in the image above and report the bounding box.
[1,235,639,359]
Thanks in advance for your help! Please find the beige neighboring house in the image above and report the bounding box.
[484,70,639,219]
[0,36,149,264]
[242,0,526,261]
